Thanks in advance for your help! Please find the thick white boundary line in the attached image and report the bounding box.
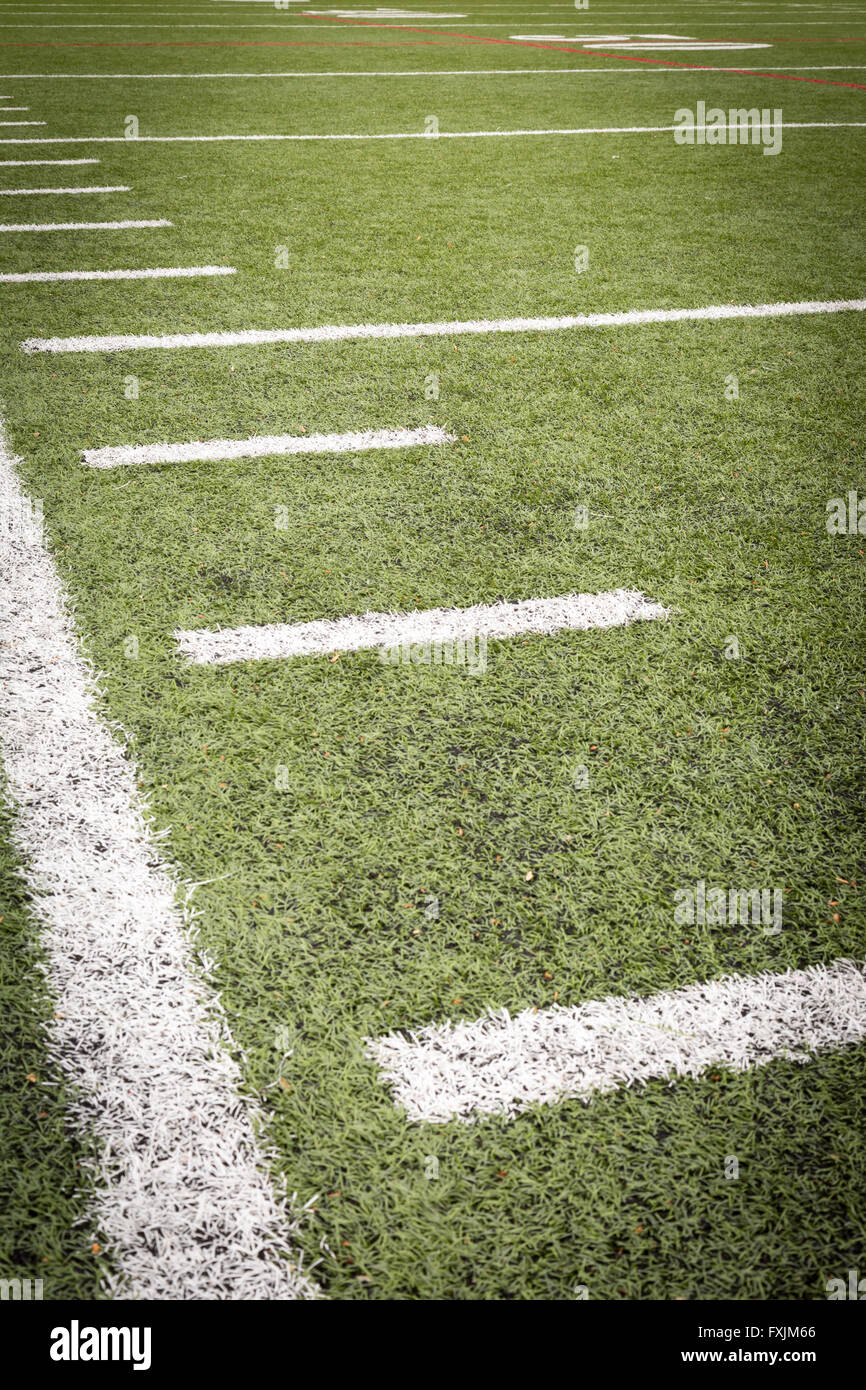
[23,297,866,356]
[0,264,236,283]
[83,423,455,469]
[175,588,668,666]
[0,218,171,232]
[0,158,101,166]
[0,184,129,195]
[368,959,866,1123]
[0,418,319,1299]
[3,122,866,147]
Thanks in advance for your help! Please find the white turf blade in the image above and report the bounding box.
[368,960,866,1123]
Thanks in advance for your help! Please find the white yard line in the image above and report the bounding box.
[0,184,129,195]
[0,218,171,232]
[175,588,668,666]
[0,120,46,126]
[22,297,866,356]
[0,158,101,166]
[1,122,864,148]
[368,959,866,1123]
[0,417,319,1300]
[0,264,236,283]
[82,423,455,469]
[0,66,865,78]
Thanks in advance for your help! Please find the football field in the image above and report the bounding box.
[0,0,865,1303]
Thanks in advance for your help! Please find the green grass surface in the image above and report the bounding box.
[0,0,864,1299]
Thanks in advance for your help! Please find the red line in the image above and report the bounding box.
[301,13,866,92]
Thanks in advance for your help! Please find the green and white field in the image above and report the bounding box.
[0,0,864,1303]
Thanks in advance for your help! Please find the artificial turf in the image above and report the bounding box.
[0,0,864,1300]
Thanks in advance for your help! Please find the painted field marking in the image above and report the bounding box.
[368,959,866,1123]
[0,265,236,283]
[0,106,31,110]
[0,218,171,232]
[302,10,866,92]
[0,184,130,195]
[82,423,455,470]
[22,297,866,356]
[1,121,864,147]
[1,66,866,78]
[0,417,319,1300]
[0,158,101,166]
[175,588,668,666]
[0,121,46,126]
[512,34,772,50]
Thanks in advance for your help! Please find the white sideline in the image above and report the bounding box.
[22,297,866,356]
[175,588,668,666]
[0,265,236,283]
[0,218,170,232]
[0,418,319,1300]
[82,423,456,469]
[368,959,866,1123]
[0,184,129,195]
[2,122,866,147]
